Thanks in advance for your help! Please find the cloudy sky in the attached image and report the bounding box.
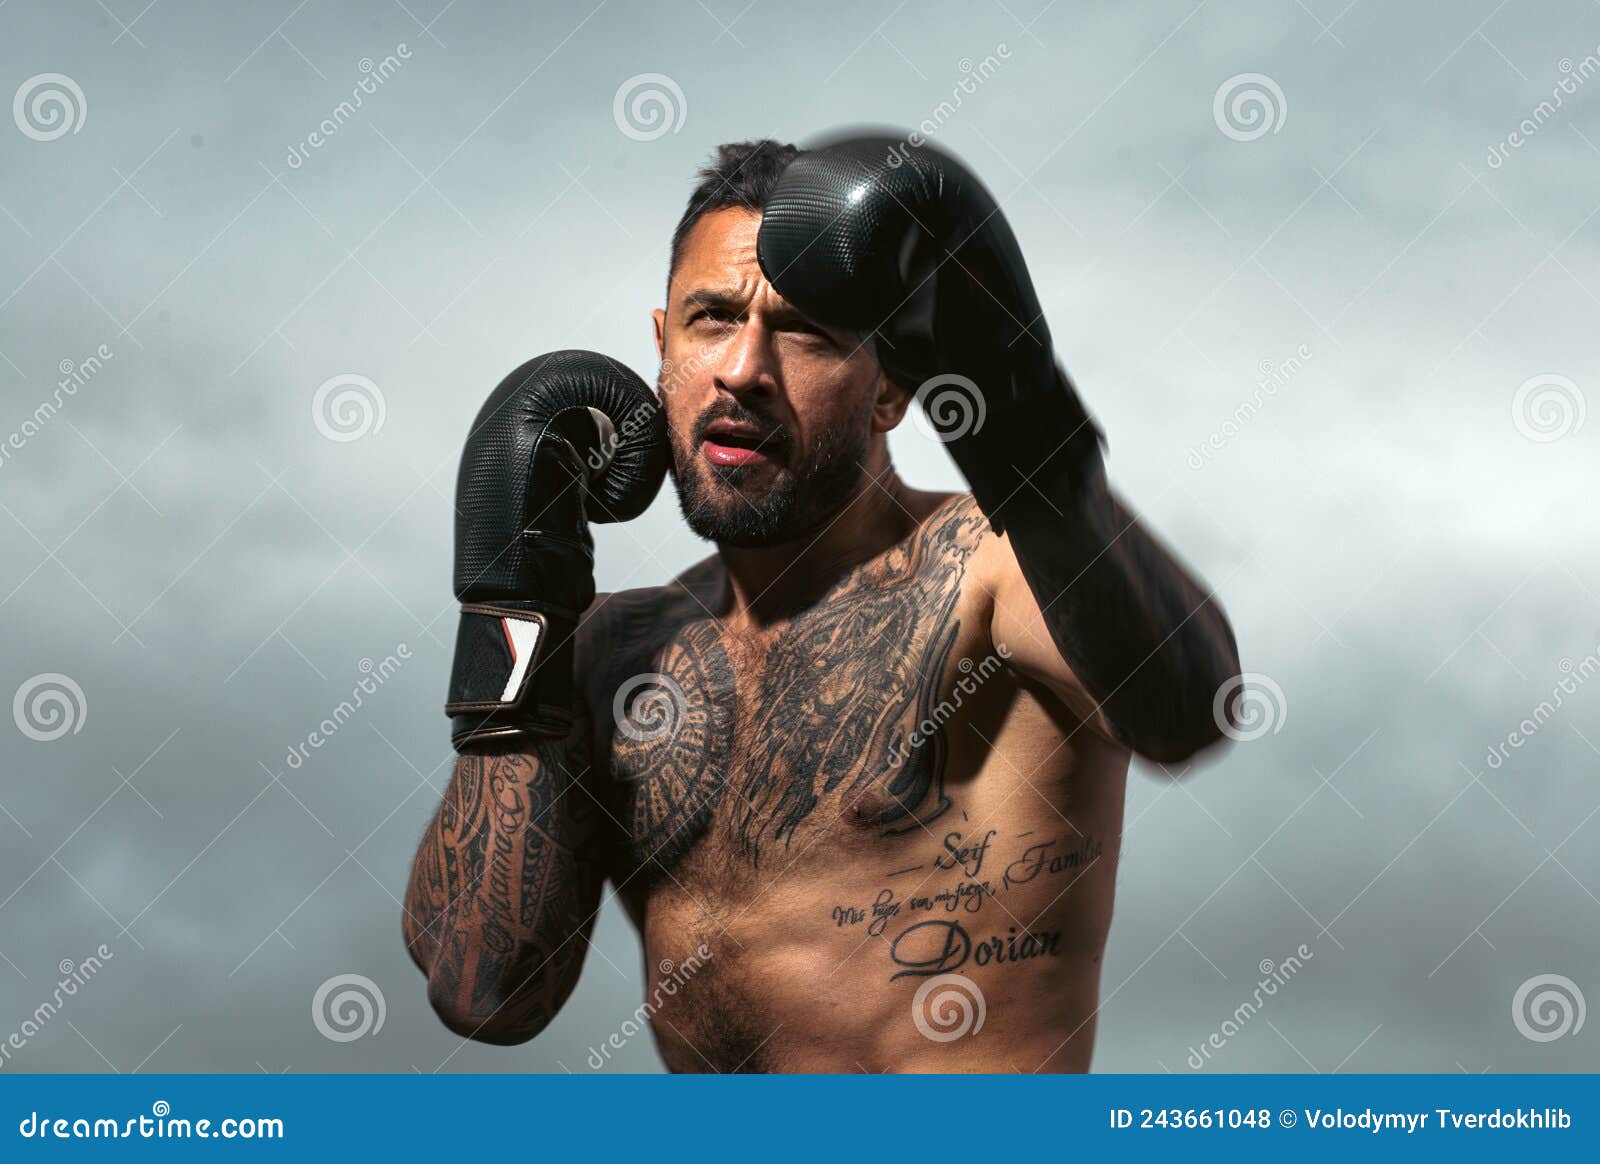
[1,0,1596,1073]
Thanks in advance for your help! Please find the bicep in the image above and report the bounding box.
[978,521,1120,744]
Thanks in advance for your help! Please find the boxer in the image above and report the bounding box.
[403,136,1241,1072]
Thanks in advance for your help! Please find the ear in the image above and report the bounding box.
[870,370,912,434]
[651,308,666,361]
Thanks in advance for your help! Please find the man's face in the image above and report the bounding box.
[653,208,897,548]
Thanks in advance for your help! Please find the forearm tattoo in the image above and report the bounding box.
[403,734,597,1035]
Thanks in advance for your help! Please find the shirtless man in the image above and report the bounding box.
[403,136,1241,1072]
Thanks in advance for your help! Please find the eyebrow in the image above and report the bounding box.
[679,287,820,330]
[680,288,746,313]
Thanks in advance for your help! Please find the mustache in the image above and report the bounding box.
[688,401,790,450]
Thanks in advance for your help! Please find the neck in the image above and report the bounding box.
[716,468,916,627]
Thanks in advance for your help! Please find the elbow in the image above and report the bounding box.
[1127,672,1241,767]
[426,973,552,1045]
[1133,715,1231,766]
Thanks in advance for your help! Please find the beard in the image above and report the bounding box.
[669,397,873,548]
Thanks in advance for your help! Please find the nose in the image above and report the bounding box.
[713,313,779,399]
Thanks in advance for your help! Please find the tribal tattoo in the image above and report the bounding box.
[603,496,990,875]
[403,736,600,1038]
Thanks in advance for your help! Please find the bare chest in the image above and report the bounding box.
[603,504,999,887]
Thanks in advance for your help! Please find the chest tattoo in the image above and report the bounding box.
[607,498,988,874]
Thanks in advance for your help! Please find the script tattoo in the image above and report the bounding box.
[888,920,1064,980]
[403,738,597,1035]
[1003,835,1104,890]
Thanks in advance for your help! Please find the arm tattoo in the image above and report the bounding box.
[403,732,599,1037]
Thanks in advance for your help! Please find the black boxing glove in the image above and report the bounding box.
[756,134,1104,533]
[447,351,667,750]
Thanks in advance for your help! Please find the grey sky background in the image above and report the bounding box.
[1,0,1596,1074]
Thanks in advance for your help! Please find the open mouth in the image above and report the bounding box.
[700,422,781,468]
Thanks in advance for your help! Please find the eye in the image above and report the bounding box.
[690,307,738,330]
[789,322,835,346]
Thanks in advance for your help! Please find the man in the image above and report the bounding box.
[403,136,1240,1072]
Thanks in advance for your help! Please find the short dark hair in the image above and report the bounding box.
[667,139,802,292]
